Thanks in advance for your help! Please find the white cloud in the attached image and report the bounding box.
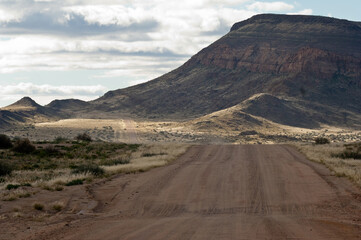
[64,5,155,27]
[0,82,107,100]
[247,1,294,12]
[0,82,108,105]
[0,82,106,95]
[0,8,22,23]
[288,9,313,15]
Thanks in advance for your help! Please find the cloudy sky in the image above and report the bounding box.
[0,0,360,107]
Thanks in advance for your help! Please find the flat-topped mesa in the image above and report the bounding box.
[192,14,361,78]
[230,14,361,32]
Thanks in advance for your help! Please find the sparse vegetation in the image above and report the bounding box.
[0,161,13,176]
[71,164,104,176]
[99,158,130,166]
[52,203,64,212]
[13,138,36,154]
[0,141,188,202]
[65,179,84,186]
[142,152,166,157]
[6,184,20,190]
[0,134,13,149]
[332,142,361,159]
[1,188,34,201]
[53,136,68,144]
[55,186,64,191]
[102,144,189,174]
[296,143,361,187]
[33,203,44,211]
[315,137,330,145]
[75,133,92,142]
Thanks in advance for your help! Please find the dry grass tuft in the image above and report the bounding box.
[0,169,92,191]
[52,201,64,212]
[295,143,361,187]
[33,203,44,211]
[1,188,34,201]
[102,144,189,174]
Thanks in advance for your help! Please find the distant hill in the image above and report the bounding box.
[46,99,90,112]
[0,97,61,128]
[2,97,42,111]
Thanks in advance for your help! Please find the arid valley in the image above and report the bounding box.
[0,13,361,240]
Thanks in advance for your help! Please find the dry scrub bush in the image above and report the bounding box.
[0,169,91,190]
[0,134,13,149]
[1,188,33,201]
[0,161,13,176]
[13,138,35,154]
[75,133,92,142]
[52,202,64,212]
[314,137,330,145]
[33,203,44,211]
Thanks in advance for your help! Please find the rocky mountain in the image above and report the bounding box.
[90,14,361,126]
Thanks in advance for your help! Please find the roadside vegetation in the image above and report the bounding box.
[0,134,188,201]
[296,139,361,187]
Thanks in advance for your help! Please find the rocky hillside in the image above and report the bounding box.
[91,14,361,124]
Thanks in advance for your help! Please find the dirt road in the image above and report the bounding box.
[115,119,139,143]
[15,145,361,239]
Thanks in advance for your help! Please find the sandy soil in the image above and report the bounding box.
[2,145,360,239]
[3,116,360,144]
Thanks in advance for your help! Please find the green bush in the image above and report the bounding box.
[52,204,63,212]
[53,136,67,144]
[35,145,61,158]
[33,203,44,211]
[142,153,166,157]
[0,161,13,176]
[13,138,36,154]
[72,164,104,176]
[315,137,330,145]
[333,149,361,159]
[100,158,130,166]
[55,186,64,191]
[75,133,92,142]
[6,184,20,190]
[0,134,13,149]
[65,179,84,186]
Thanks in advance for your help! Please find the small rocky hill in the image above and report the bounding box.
[47,99,91,112]
[2,97,42,111]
